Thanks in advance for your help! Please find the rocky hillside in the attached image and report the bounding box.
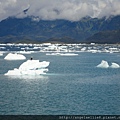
[0,16,120,43]
[86,30,120,44]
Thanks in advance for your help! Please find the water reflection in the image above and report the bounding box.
[1,74,49,115]
[5,74,49,83]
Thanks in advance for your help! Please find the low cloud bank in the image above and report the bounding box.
[0,0,120,21]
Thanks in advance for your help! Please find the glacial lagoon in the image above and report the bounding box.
[0,43,120,115]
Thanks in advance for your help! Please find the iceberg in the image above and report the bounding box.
[110,62,120,68]
[96,60,109,68]
[5,60,50,75]
[4,53,26,60]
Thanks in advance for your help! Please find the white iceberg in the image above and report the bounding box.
[110,62,120,68]
[5,60,50,75]
[4,53,26,60]
[96,60,109,68]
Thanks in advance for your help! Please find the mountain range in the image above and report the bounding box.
[0,15,120,44]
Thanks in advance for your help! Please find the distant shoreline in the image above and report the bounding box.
[0,42,120,45]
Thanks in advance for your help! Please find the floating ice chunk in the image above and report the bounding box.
[4,53,26,60]
[19,60,50,71]
[96,60,109,68]
[88,49,97,53]
[110,62,120,68]
[46,53,61,56]
[46,53,78,56]
[19,51,32,54]
[81,47,86,51]
[5,68,21,75]
[4,60,50,75]
[59,53,78,56]
[0,52,3,56]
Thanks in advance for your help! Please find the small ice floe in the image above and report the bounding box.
[110,62,120,68]
[88,49,97,53]
[46,53,61,56]
[5,60,50,75]
[96,60,109,68]
[18,50,34,54]
[4,53,26,60]
[46,53,78,56]
[59,53,78,56]
[0,52,3,56]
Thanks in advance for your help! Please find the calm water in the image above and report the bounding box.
[0,52,120,115]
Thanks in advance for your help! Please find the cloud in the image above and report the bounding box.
[0,0,120,21]
[0,0,29,20]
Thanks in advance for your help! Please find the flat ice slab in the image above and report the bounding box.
[4,53,26,60]
[46,53,78,56]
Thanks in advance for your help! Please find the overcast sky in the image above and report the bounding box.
[0,0,120,21]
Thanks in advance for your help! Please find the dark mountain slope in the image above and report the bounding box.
[86,30,120,44]
[0,16,120,43]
